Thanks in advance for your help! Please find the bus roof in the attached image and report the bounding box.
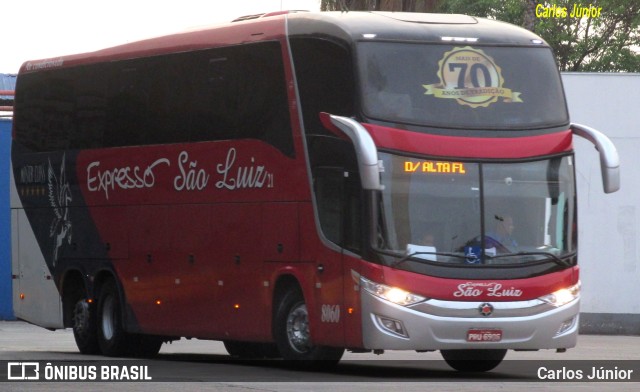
[18,11,548,74]
[287,11,547,47]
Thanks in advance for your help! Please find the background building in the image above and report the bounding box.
[0,73,15,320]
[565,73,640,334]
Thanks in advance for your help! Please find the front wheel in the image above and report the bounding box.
[274,289,344,364]
[441,349,507,372]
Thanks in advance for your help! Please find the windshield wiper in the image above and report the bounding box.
[390,250,576,269]
[488,251,576,267]
[391,251,468,268]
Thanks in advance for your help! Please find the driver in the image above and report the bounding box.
[487,214,518,251]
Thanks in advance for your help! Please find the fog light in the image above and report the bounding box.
[556,316,577,336]
[376,315,409,338]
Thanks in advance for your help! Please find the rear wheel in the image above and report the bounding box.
[72,299,100,354]
[97,279,164,358]
[274,289,344,364]
[441,349,507,372]
[97,280,130,357]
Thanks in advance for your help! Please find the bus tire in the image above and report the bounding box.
[72,298,100,354]
[97,279,130,357]
[274,289,344,364]
[441,349,506,372]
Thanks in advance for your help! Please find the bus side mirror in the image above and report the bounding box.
[319,112,384,191]
[571,123,620,194]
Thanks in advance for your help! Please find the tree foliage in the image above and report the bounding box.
[320,0,640,72]
[320,0,439,12]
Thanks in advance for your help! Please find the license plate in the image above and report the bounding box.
[467,329,503,342]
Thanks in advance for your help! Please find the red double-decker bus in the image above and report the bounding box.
[11,11,619,371]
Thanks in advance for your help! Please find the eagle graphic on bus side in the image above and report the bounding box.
[48,154,73,266]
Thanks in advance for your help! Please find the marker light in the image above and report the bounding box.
[441,36,478,43]
[539,282,581,307]
[360,277,426,306]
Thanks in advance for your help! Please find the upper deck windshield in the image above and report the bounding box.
[376,153,576,269]
[358,42,568,130]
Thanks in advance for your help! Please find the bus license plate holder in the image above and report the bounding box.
[467,329,502,342]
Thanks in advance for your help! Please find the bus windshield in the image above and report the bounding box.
[376,153,576,267]
[358,42,568,130]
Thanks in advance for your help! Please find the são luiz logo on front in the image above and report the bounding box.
[422,46,522,108]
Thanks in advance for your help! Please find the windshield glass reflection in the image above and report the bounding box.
[377,153,576,268]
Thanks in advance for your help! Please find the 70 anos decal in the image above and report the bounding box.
[423,46,523,108]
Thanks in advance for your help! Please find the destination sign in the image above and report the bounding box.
[404,161,466,174]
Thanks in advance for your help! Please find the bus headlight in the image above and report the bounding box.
[539,282,581,307]
[360,277,426,306]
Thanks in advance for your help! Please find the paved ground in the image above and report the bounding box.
[1,320,639,391]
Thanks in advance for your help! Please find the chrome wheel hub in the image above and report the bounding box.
[286,303,311,353]
[73,300,90,337]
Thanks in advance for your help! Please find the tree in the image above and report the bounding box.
[436,0,640,72]
[320,0,439,12]
[320,0,640,72]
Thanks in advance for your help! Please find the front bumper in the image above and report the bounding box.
[361,289,579,351]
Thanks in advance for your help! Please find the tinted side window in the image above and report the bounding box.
[291,38,362,252]
[308,136,363,254]
[290,37,354,136]
[15,41,294,157]
[14,69,98,152]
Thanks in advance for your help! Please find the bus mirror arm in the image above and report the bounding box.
[319,112,384,191]
[570,123,620,194]
[319,112,350,141]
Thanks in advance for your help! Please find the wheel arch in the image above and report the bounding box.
[92,269,144,335]
[60,269,88,328]
[271,271,345,362]
[93,269,118,296]
[271,274,303,337]
[92,269,128,325]
[60,267,123,327]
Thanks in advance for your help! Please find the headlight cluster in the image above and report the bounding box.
[539,282,581,307]
[360,276,426,306]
